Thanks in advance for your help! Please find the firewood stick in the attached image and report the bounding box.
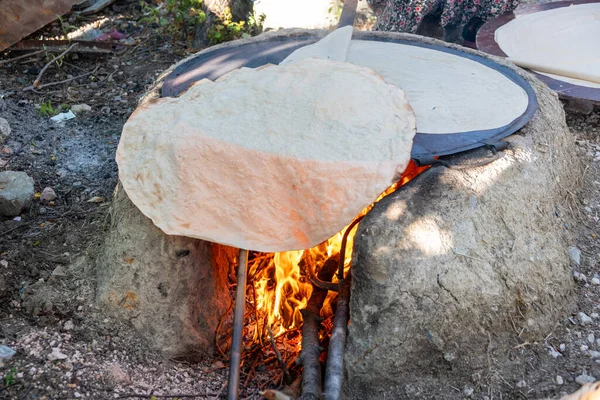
[299,256,339,400]
[226,248,249,400]
[322,216,362,400]
[24,65,99,92]
[267,325,292,384]
[33,43,78,88]
[323,274,352,400]
[0,49,46,66]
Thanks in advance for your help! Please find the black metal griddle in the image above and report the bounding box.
[161,32,538,165]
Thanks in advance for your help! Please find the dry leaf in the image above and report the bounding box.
[260,389,292,400]
[87,196,105,203]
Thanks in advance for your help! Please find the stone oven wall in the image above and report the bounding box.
[344,34,580,399]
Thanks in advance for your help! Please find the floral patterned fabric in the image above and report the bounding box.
[368,0,519,33]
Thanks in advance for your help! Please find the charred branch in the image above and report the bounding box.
[323,274,352,400]
[267,324,292,384]
[299,256,339,400]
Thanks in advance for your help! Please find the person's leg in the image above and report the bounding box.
[415,2,444,39]
[443,22,462,42]
[462,16,485,42]
[373,0,441,33]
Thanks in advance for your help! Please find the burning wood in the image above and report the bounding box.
[299,256,338,400]
[209,161,429,398]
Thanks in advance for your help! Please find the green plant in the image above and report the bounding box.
[4,368,16,387]
[139,0,206,40]
[207,7,265,45]
[38,101,68,117]
[328,0,344,19]
[39,101,57,117]
[57,15,78,38]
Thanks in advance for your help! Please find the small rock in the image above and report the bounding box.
[593,278,600,285]
[581,345,589,351]
[556,375,564,385]
[569,246,582,265]
[47,347,68,361]
[516,380,527,388]
[560,343,566,352]
[40,187,57,202]
[106,364,131,385]
[548,346,561,358]
[462,387,474,397]
[71,104,92,114]
[0,171,35,216]
[574,271,587,284]
[589,350,600,358]
[592,313,599,319]
[575,373,596,385]
[578,312,593,325]
[87,196,105,203]
[443,352,455,362]
[0,345,16,360]
[589,334,595,344]
[64,320,74,330]
[51,265,67,277]
[0,117,10,144]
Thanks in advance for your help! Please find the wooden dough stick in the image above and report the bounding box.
[508,57,600,85]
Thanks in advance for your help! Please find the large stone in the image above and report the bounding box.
[95,184,233,360]
[0,171,35,217]
[344,34,579,399]
[0,117,10,144]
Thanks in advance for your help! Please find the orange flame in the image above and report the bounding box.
[249,160,428,338]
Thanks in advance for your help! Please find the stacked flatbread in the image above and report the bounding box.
[117,56,416,252]
[495,3,600,88]
[282,27,530,134]
[118,27,532,252]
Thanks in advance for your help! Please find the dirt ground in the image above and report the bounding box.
[1,1,600,400]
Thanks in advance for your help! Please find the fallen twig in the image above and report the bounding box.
[25,65,98,92]
[32,43,78,88]
[0,49,46,66]
[116,393,215,399]
[267,324,292,384]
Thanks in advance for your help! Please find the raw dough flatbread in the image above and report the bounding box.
[345,40,530,134]
[117,58,416,252]
[280,26,353,65]
[495,4,600,89]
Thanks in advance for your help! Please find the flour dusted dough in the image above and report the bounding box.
[280,26,353,65]
[117,58,416,252]
[495,4,600,89]
[282,35,530,134]
[345,41,529,134]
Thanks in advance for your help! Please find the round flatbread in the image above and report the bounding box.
[117,58,416,252]
[495,3,600,89]
[345,40,530,134]
[280,29,530,134]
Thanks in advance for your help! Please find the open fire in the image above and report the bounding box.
[214,160,428,391]
[250,160,428,340]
